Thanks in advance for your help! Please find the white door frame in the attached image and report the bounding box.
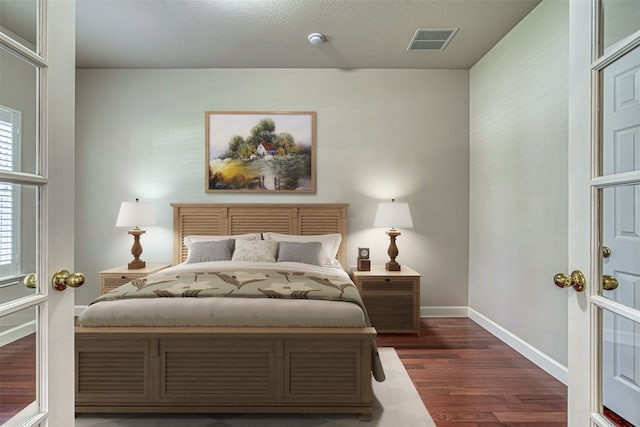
[566,1,592,423]
[45,0,77,425]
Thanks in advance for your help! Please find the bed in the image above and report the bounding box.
[74,203,381,420]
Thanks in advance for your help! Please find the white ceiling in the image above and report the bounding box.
[76,0,542,70]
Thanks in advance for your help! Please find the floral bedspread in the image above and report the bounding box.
[94,270,365,311]
[92,269,386,381]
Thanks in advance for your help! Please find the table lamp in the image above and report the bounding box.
[374,199,413,271]
[115,198,156,269]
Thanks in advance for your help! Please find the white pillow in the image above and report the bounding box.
[183,233,260,250]
[263,232,342,267]
[231,239,278,263]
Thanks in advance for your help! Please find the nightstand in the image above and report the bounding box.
[99,263,171,294]
[351,265,421,335]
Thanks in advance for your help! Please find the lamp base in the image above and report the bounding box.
[384,228,402,271]
[128,259,146,269]
[127,228,147,270]
[385,261,401,271]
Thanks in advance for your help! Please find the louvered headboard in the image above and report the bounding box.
[171,203,349,267]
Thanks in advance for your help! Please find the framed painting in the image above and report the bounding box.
[205,111,316,193]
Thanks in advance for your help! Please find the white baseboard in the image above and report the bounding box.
[0,320,36,346]
[418,305,568,385]
[467,308,568,385]
[420,306,468,317]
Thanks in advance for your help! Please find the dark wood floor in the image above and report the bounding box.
[377,317,568,427]
[1,318,570,426]
[0,333,36,424]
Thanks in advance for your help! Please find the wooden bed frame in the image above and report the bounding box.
[75,203,377,419]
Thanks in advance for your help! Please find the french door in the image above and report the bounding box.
[0,1,77,426]
[567,0,640,426]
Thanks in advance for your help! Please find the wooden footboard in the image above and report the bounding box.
[75,326,376,418]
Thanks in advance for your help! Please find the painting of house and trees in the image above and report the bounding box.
[205,111,316,193]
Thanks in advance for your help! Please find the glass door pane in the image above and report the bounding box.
[600,44,640,178]
[0,44,40,176]
[0,183,39,303]
[0,0,39,54]
[601,184,640,309]
[601,0,640,53]
[0,306,37,424]
[601,308,640,426]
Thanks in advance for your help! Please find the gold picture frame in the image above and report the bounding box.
[205,111,316,193]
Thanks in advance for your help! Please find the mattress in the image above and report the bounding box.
[77,261,367,328]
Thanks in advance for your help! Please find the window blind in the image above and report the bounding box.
[0,108,17,268]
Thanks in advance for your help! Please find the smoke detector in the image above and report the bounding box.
[308,33,325,46]
[407,28,458,51]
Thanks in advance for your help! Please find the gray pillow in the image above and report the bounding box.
[186,239,234,264]
[277,241,322,266]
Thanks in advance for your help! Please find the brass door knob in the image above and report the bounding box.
[23,273,37,289]
[602,246,611,258]
[553,270,586,292]
[52,270,85,291]
[602,275,618,291]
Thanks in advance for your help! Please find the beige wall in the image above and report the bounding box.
[74,1,574,380]
[74,68,470,307]
[469,0,569,367]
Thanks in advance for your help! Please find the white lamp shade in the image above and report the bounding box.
[115,201,156,228]
[374,201,413,229]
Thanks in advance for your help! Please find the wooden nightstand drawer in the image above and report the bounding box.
[100,264,171,295]
[359,279,415,292]
[362,295,416,331]
[350,265,421,335]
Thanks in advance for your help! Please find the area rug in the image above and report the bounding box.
[75,347,435,427]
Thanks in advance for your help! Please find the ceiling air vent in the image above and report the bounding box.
[407,28,458,51]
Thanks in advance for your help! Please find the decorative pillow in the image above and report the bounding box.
[231,239,278,263]
[277,241,322,266]
[185,239,234,264]
[183,233,260,250]
[264,233,342,267]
